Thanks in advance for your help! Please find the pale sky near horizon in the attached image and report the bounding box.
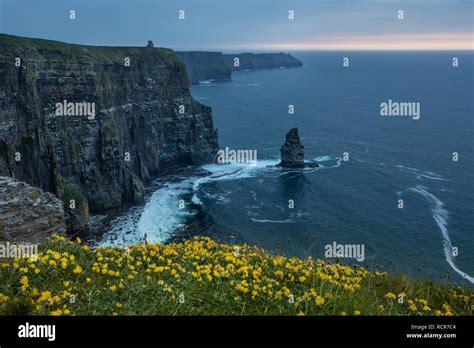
[0,0,472,51]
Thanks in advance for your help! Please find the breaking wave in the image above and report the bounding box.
[101,179,196,246]
[101,156,340,246]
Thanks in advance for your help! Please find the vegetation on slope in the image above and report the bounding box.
[0,235,472,316]
[0,33,178,66]
[59,177,88,207]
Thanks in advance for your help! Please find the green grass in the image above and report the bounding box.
[0,33,177,66]
[0,236,472,316]
[59,178,87,207]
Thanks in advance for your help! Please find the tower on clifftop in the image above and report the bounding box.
[146,40,154,48]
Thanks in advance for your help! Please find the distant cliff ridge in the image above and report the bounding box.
[174,51,231,85]
[0,34,219,229]
[224,53,303,72]
[175,51,303,84]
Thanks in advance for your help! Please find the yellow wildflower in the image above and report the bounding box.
[73,266,83,274]
[315,296,325,306]
[20,275,29,286]
[37,291,52,304]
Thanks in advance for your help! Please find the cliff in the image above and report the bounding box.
[224,52,303,72]
[175,51,302,84]
[0,34,219,224]
[174,51,231,85]
[0,176,66,242]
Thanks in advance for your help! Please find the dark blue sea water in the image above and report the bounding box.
[102,52,474,286]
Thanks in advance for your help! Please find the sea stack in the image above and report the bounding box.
[278,128,319,168]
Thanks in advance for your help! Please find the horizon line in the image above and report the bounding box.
[2,32,473,53]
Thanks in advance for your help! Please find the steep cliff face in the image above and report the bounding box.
[0,34,219,216]
[224,53,303,72]
[175,51,303,84]
[174,51,231,84]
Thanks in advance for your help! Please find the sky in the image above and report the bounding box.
[0,0,472,51]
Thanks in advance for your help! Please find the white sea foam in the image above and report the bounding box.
[198,80,216,86]
[101,180,194,246]
[409,186,473,284]
[201,160,279,181]
[233,83,260,87]
[395,165,448,181]
[191,194,202,205]
[313,155,334,162]
[355,158,448,181]
[102,156,340,246]
[250,218,294,223]
[313,155,342,169]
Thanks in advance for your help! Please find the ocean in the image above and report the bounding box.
[101,51,474,286]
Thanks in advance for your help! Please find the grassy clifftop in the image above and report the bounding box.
[0,235,472,316]
[0,33,179,65]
